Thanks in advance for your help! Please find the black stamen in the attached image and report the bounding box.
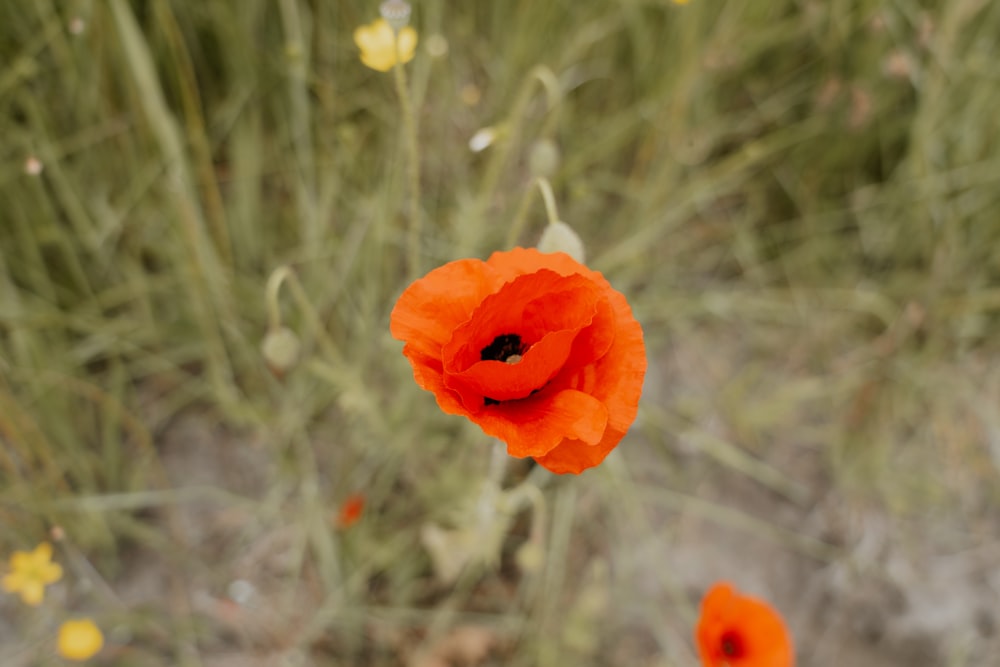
[480,333,526,362]
[720,631,743,658]
[481,334,531,407]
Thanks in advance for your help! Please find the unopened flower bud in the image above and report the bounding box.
[379,0,411,31]
[515,541,545,574]
[528,139,560,179]
[261,326,301,377]
[425,34,448,58]
[537,221,585,263]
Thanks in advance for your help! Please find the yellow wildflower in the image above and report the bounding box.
[353,18,417,72]
[57,618,104,661]
[2,542,63,606]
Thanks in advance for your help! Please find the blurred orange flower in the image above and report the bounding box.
[696,582,794,667]
[390,248,646,474]
[336,494,366,529]
[1,542,63,606]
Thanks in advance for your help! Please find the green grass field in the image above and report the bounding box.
[2,1,1000,665]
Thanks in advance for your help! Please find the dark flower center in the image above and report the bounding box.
[720,630,745,658]
[480,333,527,362]
[481,334,532,406]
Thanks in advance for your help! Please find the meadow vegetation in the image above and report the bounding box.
[2,0,999,665]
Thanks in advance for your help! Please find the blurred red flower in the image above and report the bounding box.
[696,582,795,667]
[390,248,646,474]
[336,494,365,529]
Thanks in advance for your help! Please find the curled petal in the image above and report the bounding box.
[442,270,602,408]
[562,286,645,434]
[391,258,502,362]
[533,429,620,475]
[477,389,609,457]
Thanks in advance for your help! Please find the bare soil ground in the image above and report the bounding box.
[9,325,993,666]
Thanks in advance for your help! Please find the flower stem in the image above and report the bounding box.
[264,265,341,362]
[535,178,560,225]
[506,479,547,545]
[476,440,508,530]
[479,66,560,208]
[392,35,422,280]
[507,177,560,247]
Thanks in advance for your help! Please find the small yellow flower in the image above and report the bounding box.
[2,542,63,606]
[673,0,691,4]
[353,18,417,72]
[57,618,104,661]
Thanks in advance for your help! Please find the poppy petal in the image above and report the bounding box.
[696,582,795,667]
[475,389,609,457]
[400,348,469,416]
[596,290,647,434]
[563,295,616,368]
[442,270,601,369]
[445,327,578,407]
[561,287,645,434]
[391,259,502,364]
[486,247,596,281]
[441,270,602,408]
[532,424,627,474]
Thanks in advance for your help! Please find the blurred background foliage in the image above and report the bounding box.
[2,0,999,665]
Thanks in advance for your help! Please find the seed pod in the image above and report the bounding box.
[261,326,301,378]
[379,0,411,30]
[528,138,560,179]
[537,220,585,263]
[515,541,545,574]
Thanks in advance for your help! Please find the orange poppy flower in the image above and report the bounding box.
[336,493,366,529]
[390,248,646,474]
[695,582,795,667]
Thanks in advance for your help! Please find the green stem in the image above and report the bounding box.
[507,177,561,247]
[477,66,561,226]
[392,33,422,280]
[506,478,547,545]
[264,266,341,363]
[475,439,509,539]
[536,178,560,225]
